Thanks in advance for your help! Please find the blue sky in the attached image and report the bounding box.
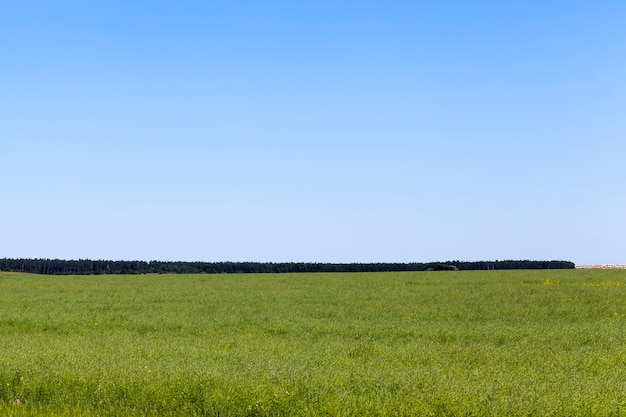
[2,1,625,264]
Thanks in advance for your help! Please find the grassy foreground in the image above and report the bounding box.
[0,270,625,416]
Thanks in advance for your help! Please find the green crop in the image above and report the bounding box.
[1,270,625,416]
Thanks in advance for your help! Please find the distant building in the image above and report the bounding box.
[575,264,626,269]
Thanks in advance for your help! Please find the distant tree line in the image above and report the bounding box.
[0,258,575,275]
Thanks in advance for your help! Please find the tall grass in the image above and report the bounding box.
[0,270,625,416]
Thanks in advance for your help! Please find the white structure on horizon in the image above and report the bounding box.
[575,264,626,269]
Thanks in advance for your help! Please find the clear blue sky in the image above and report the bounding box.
[2,1,624,264]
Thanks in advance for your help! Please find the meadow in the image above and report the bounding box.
[0,269,625,416]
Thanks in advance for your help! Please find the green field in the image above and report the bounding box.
[1,269,625,416]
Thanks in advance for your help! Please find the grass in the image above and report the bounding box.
[0,269,625,416]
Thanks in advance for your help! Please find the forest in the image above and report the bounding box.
[0,258,574,275]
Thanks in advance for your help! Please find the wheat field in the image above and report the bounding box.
[1,269,625,416]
